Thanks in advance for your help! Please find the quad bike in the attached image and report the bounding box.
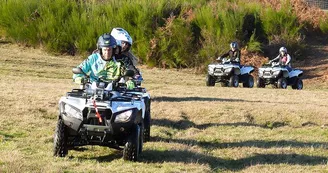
[53,68,149,161]
[257,62,303,89]
[206,58,255,88]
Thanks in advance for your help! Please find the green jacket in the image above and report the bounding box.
[73,53,122,83]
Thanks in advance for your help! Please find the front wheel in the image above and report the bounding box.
[228,75,239,87]
[53,118,68,157]
[277,78,287,89]
[292,78,303,90]
[143,109,151,142]
[123,125,141,162]
[206,74,215,86]
[256,77,265,88]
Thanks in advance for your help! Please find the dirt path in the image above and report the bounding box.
[293,35,328,88]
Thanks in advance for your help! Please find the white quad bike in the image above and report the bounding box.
[206,58,255,87]
[257,62,303,89]
[53,68,150,162]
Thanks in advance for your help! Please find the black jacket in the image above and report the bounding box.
[116,53,140,76]
[220,49,241,62]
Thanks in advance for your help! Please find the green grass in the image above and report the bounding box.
[0,42,328,172]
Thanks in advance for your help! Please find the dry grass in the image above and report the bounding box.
[0,42,328,172]
[256,0,327,29]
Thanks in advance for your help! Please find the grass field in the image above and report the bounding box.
[0,42,328,172]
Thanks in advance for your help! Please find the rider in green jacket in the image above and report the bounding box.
[73,33,122,84]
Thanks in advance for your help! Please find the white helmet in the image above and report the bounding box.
[279,47,287,53]
[110,27,133,47]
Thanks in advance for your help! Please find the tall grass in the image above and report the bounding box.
[319,16,328,34]
[0,0,39,45]
[260,1,306,59]
[0,0,325,67]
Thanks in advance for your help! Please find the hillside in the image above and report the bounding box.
[0,41,328,172]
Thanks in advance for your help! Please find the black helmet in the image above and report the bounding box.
[230,42,238,49]
[97,33,117,50]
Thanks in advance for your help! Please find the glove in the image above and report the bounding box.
[134,75,143,81]
[126,80,136,90]
[216,57,222,61]
[74,77,85,84]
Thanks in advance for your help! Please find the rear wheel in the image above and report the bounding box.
[243,75,254,88]
[123,125,141,162]
[228,75,239,87]
[256,77,265,88]
[292,78,303,90]
[277,78,287,89]
[53,118,68,157]
[206,74,215,86]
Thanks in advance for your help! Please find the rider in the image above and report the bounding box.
[110,28,140,75]
[110,27,142,87]
[73,33,123,84]
[217,41,241,64]
[269,47,292,71]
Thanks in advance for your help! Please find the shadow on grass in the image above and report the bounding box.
[0,131,26,141]
[141,149,327,171]
[152,96,328,107]
[69,149,122,162]
[152,136,328,149]
[0,40,11,44]
[152,96,246,102]
[152,118,288,130]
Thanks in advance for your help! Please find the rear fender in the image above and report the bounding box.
[240,66,254,75]
[289,70,303,78]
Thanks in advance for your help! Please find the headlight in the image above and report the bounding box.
[224,68,232,73]
[208,66,214,73]
[259,69,264,73]
[259,69,264,76]
[114,110,133,123]
[273,70,281,76]
[64,104,82,120]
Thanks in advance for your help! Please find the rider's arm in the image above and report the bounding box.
[270,55,280,62]
[121,52,140,75]
[234,50,241,62]
[286,54,291,66]
[220,51,230,58]
[124,51,138,66]
[73,54,94,83]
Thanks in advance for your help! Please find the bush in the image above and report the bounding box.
[0,0,323,67]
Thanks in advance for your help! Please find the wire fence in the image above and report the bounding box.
[306,0,328,9]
